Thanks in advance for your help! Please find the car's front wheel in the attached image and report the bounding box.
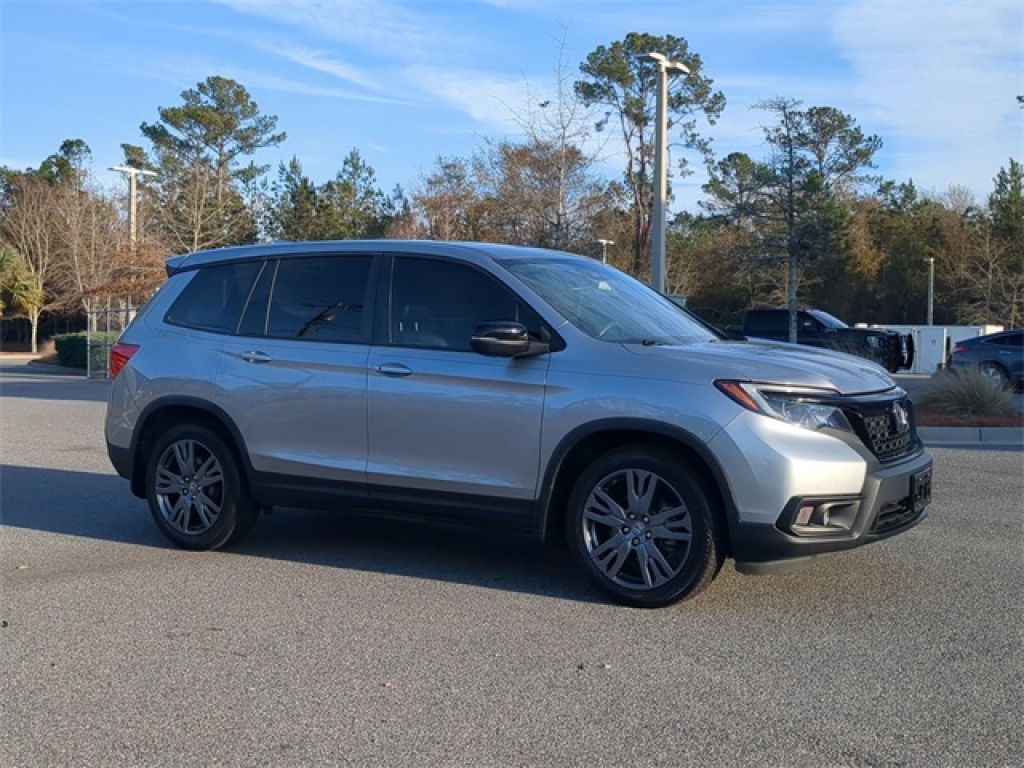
[144,423,258,550]
[567,447,725,608]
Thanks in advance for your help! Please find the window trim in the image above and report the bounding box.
[382,252,564,354]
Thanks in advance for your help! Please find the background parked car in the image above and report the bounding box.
[740,308,914,372]
[948,329,1023,389]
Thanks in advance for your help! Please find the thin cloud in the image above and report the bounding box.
[213,0,462,59]
[256,43,387,94]
[831,0,1022,194]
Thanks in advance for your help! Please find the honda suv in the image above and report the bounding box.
[105,241,932,607]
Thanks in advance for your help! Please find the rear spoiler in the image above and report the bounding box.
[165,254,189,276]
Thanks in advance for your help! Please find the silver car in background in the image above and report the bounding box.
[105,241,932,607]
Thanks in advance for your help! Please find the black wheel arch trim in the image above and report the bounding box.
[127,396,255,498]
[536,418,741,549]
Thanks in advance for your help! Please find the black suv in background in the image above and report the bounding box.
[742,308,914,372]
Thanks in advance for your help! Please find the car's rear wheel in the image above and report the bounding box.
[567,447,725,608]
[145,423,258,550]
[980,362,1010,390]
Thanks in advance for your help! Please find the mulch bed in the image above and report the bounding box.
[916,411,1024,427]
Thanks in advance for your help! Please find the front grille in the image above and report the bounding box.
[844,397,919,463]
[872,497,921,534]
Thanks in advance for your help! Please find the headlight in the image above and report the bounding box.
[715,380,853,432]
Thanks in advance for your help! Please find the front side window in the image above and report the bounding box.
[266,255,372,343]
[807,309,848,329]
[165,261,261,333]
[390,257,542,351]
[502,258,714,345]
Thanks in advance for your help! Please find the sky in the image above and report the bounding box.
[2,0,1022,213]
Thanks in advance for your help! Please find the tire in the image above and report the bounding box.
[144,423,259,550]
[566,446,725,608]
[980,362,1010,390]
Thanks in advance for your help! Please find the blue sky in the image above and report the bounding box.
[2,0,1021,212]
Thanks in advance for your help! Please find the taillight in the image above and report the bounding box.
[109,342,139,379]
[951,345,967,357]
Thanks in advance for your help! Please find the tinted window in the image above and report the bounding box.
[745,311,787,336]
[266,256,371,342]
[391,258,541,351]
[165,261,261,333]
[985,331,1024,347]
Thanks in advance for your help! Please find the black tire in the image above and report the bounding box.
[566,446,725,608]
[980,362,1011,390]
[144,423,259,550]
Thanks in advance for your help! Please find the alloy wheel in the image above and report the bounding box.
[154,438,224,535]
[581,468,693,591]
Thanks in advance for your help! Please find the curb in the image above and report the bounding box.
[919,426,1024,447]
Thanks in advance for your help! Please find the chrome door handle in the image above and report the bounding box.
[240,350,273,364]
[375,363,413,377]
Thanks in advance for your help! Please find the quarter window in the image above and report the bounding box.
[266,256,372,343]
[391,257,542,351]
[165,261,261,333]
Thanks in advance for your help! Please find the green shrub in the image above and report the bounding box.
[53,332,120,370]
[917,368,1017,418]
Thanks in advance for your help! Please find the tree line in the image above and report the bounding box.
[2,34,1021,352]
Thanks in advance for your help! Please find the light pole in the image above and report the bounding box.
[637,52,689,293]
[925,257,935,325]
[596,238,615,264]
[109,165,158,250]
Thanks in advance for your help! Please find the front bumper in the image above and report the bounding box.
[731,448,932,573]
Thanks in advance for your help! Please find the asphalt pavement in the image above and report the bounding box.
[2,361,1022,767]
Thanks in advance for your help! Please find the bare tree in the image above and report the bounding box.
[51,180,128,328]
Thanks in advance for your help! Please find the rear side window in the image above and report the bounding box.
[165,262,261,333]
[390,257,543,351]
[266,255,372,343]
[984,332,1024,347]
[746,311,786,336]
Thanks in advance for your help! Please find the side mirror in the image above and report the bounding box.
[470,321,547,358]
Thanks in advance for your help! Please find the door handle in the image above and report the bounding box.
[375,362,413,377]
[240,350,273,364]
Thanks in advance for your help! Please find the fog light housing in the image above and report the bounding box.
[785,498,860,536]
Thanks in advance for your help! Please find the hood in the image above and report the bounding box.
[623,339,896,396]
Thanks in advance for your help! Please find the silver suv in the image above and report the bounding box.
[105,241,932,607]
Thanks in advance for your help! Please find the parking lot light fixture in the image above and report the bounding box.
[109,165,158,250]
[636,52,690,293]
[925,257,935,326]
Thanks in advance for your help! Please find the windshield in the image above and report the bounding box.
[808,309,848,329]
[501,258,715,345]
